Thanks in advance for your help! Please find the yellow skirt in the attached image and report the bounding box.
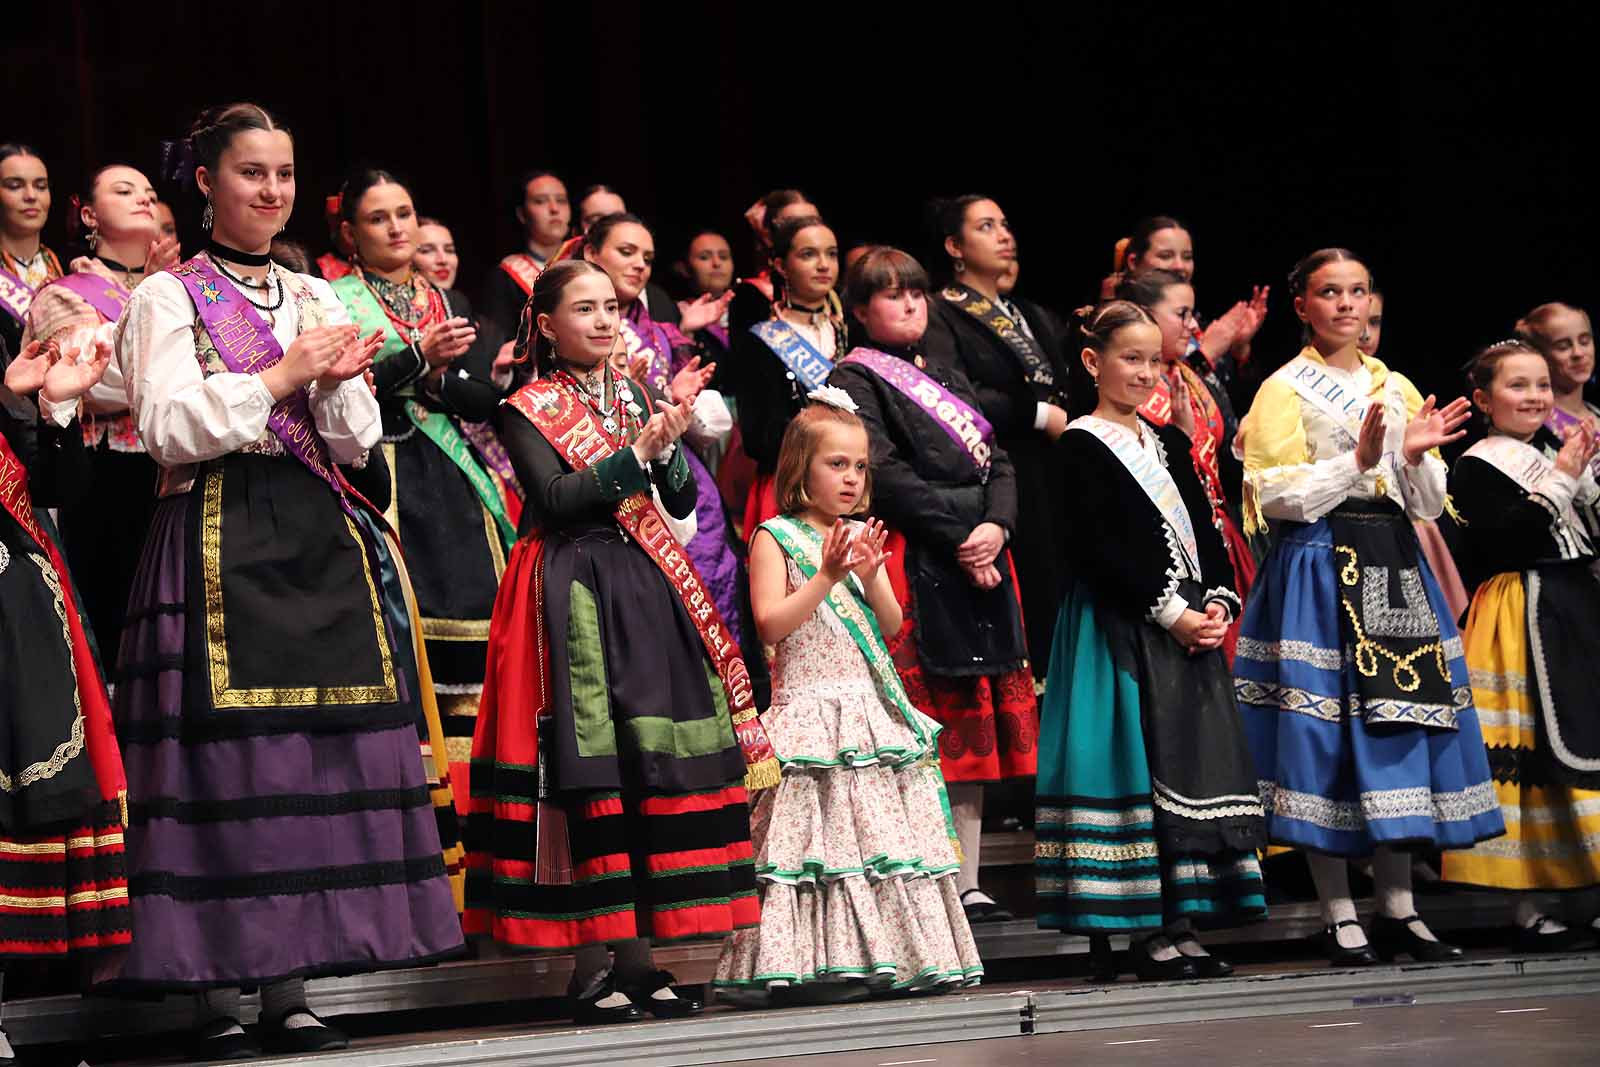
[1441,573,1600,891]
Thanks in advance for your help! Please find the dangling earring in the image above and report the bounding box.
[952,257,966,275]
[86,228,100,252]
[1090,374,1100,389]
[201,198,214,231]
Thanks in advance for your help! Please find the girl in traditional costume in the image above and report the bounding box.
[1439,340,1600,951]
[1036,301,1266,981]
[330,168,520,822]
[464,259,771,1025]
[580,213,751,655]
[829,248,1036,924]
[1234,248,1502,966]
[21,163,179,664]
[479,170,571,339]
[715,386,983,1001]
[414,217,461,290]
[0,334,128,1064]
[1115,270,1256,661]
[1519,302,1600,477]
[109,103,463,1059]
[0,145,63,358]
[732,215,844,536]
[921,195,1072,680]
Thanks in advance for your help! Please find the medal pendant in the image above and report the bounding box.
[603,416,619,435]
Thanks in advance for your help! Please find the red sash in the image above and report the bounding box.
[498,254,543,297]
[0,430,127,818]
[503,380,780,792]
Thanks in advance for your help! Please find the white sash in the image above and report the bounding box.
[1273,353,1389,440]
[1070,415,1199,573]
[1464,435,1594,552]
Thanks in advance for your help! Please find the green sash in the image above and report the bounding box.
[332,275,516,549]
[761,515,956,839]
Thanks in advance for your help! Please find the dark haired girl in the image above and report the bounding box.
[731,214,844,534]
[21,162,178,661]
[922,195,1072,680]
[1037,301,1266,981]
[108,103,462,1058]
[1234,248,1501,967]
[330,168,521,821]
[465,259,765,1025]
[828,247,1035,924]
[1439,340,1600,950]
[0,145,62,358]
[479,169,571,337]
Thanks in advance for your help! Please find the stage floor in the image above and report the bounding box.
[750,993,1600,1067]
[16,949,1600,1066]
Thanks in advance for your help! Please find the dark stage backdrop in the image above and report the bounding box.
[5,2,1595,400]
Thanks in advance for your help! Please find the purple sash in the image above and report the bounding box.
[53,272,131,324]
[841,347,995,472]
[0,265,33,326]
[167,255,357,521]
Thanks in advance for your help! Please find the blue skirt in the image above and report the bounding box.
[1234,513,1504,856]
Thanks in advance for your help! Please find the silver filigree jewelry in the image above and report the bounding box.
[201,199,214,231]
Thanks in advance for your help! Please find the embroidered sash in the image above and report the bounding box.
[0,264,33,326]
[504,380,781,792]
[1464,435,1594,554]
[1273,353,1383,440]
[1069,415,1199,574]
[760,515,958,839]
[498,253,542,297]
[749,318,833,392]
[169,255,364,525]
[332,275,517,548]
[939,284,1056,399]
[52,272,131,325]
[619,318,670,394]
[841,347,995,474]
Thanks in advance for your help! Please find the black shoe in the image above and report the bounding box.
[1512,917,1592,954]
[1318,919,1378,967]
[1371,914,1463,963]
[1173,935,1234,978]
[1130,942,1199,982]
[960,889,1014,924]
[772,982,872,1007]
[259,1009,350,1055]
[1085,934,1118,984]
[185,1017,262,1062]
[571,971,645,1026]
[620,969,701,1019]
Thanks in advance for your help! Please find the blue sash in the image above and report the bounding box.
[750,318,833,391]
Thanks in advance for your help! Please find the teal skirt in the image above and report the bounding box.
[1035,579,1267,934]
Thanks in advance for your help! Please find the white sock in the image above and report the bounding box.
[261,977,325,1029]
[949,783,984,895]
[1166,920,1209,957]
[1514,895,1564,931]
[194,988,245,1036]
[1307,852,1366,949]
[0,1027,13,1061]
[1374,847,1436,941]
[1142,935,1181,962]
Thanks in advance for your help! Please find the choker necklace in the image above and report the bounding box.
[207,240,272,268]
[213,257,272,291]
[98,256,136,274]
[785,299,825,316]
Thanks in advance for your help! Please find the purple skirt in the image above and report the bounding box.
[107,465,464,990]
